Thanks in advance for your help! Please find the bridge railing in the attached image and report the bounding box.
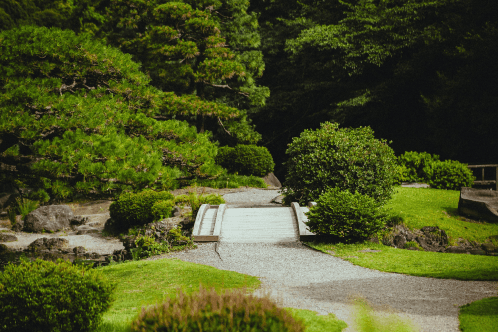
[468,164,498,191]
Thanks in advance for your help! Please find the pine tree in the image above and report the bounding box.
[0,26,235,200]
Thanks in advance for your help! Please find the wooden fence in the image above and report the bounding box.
[467,164,498,190]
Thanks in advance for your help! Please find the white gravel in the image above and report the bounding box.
[163,189,498,332]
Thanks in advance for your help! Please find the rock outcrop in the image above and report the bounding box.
[380,224,497,255]
[458,187,498,223]
[24,205,74,233]
[27,237,69,252]
[262,172,282,188]
[0,233,17,242]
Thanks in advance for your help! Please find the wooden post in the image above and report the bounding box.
[496,166,498,191]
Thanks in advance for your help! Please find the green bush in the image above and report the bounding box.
[174,193,225,219]
[130,286,305,332]
[216,144,275,177]
[0,258,115,332]
[192,173,267,189]
[305,188,389,242]
[397,151,475,189]
[151,199,175,220]
[397,151,440,183]
[109,190,174,231]
[283,122,397,206]
[426,160,475,190]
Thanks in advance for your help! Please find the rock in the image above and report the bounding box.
[24,205,74,233]
[262,172,282,188]
[0,243,9,252]
[458,187,498,223]
[75,225,99,235]
[481,243,496,252]
[393,235,406,248]
[0,233,17,242]
[0,183,19,211]
[27,237,69,252]
[445,246,469,254]
[70,216,89,226]
[420,226,448,247]
[73,246,86,255]
[11,218,24,232]
[172,206,182,217]
[368,235,380,244]
[468,249,487,255]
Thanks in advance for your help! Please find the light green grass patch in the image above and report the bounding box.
[459,297,498,332]
[307,242,498,281]
[386,187,498,246]
[352,297,418,332]
[97,258,260,331]
[285,308,347,332]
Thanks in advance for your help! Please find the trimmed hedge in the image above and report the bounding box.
[216,144,275,177]
[109,190,174,231]
[306,188,388,242]
[0,258,115,332]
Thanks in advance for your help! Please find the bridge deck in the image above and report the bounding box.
[192,203,315,243]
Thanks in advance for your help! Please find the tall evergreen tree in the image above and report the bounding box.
[102,0,269,145]
[0,26,236,200]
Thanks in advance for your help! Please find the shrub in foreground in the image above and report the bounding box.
[216,144,275,177]
[283,122,397,205]
[131,286,305,332]
[109,189,174,231]
[0,258,115,332]
[174,193,225,219]
[306,188,388,242]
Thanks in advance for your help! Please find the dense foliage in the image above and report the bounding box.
[131,286,305,332]
[0,258,115,332]
[283,122,397,206]
[216,144,275,177]
[0,26,230,201]
[306,188,388,242]
[251,0,498,177]
[109,190,174,231]
[397,151,475,190]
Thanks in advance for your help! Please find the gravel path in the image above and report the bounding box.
[164,189,498,332]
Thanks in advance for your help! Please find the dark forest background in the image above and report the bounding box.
[2,0,497,181]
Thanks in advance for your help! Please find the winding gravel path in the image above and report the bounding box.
[165,189,498,332]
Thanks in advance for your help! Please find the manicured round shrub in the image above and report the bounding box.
[305,188,389,242]
[426,160,475,190]
[0,258,115,332]
[130,286,305,332]
[109,190,174,231]
[283,122,397,206]
[216,144,275,177]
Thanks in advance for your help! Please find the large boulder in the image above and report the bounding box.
[27,237,69,252]
[262,172,282,187]
[458,187,498,223]
[23,205,74,233]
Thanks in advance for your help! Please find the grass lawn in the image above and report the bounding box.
[306,241,498,281]
[385,187,498,246]
[96,258,347,332]
[459,296,498,332]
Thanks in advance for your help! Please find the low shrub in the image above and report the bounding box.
[283,122,397,206]
[192,173,267,189]
[305,188,389,243]
[130,286,305,332]
[174,192,225,219]
[0,258,115,332]
[426,160,475,190]
[397,151,440,183]
[397,151,475,190]
[151,199,175,220]
[216,144,275,177]
[109,190,174,231]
